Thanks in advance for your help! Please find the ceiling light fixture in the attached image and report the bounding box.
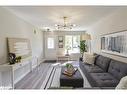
[55,16,76,30]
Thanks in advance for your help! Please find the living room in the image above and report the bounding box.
[0,4,127,92]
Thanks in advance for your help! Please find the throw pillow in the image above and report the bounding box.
[83,53,95,65]
[83,53,93,60]
[116,76,127,89]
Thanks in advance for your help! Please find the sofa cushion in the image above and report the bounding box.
[95,55,111,72]
[90,73,119,87]
[108,60,127,80]
[84,63,104,73]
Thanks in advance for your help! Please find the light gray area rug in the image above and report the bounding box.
[41,63,91,89]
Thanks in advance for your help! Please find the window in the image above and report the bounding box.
[47,37,54,49]
[65,35,80,54]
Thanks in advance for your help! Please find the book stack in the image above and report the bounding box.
[62,68,78,77]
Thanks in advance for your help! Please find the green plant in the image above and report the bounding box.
[66,63,73,68]
[65,45,71,55]
[78,40,87,57]
[66,45,71,50]
[15,56,22,63]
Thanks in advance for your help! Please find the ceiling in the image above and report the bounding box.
[4,6,119,31]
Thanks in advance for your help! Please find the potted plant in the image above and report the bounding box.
[66,63,74,73]
[78,40,87,58]
[15,56,22,63]
[65,45,71,56]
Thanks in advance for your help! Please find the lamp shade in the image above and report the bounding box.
[81,33,91,40]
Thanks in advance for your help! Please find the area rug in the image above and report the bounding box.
[41,63,91,89]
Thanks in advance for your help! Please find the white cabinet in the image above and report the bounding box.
[0,66,12,89]
[0,59,32,89]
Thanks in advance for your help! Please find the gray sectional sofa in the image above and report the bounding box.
[79,54,127,88]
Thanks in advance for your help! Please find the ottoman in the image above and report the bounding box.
[60,67,84,88]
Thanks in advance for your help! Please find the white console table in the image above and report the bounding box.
[57,55,70,62]
[0,58,32,89]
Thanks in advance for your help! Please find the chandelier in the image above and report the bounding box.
[55,16,76,30]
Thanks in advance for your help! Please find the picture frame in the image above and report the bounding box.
[59,44,63,48]
[7,38,32,59]
[101,30,127,57]
[58,36,64,48]
[58,36,63,42]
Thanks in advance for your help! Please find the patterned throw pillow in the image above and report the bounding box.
[116,76,127,89]
[83,53,95,65]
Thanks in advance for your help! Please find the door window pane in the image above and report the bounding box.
[65,35,80,54]
[47,37,54,49]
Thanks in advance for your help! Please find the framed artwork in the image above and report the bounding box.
[58,36,63,42]
[59,44,63,48]
[101,30,127,57]
[58,36,64,48]
[7,38,32,59]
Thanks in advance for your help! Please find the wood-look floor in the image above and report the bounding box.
[15,63,52,89]
[15,61,91,89]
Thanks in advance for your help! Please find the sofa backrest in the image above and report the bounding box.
[108,60,127,80]
[93,54,100,64]
[95,55,111,72]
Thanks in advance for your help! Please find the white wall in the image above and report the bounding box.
[0,7,43,64]
[44,31,85,60]
[87,8,127,63]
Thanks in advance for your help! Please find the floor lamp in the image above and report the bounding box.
[81,33,91,53]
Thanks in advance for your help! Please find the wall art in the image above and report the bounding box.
[101,30,127,57]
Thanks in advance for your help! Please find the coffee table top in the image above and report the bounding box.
[60,67,83,80]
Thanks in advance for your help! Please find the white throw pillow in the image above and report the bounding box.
[83,53,93,60]
[116,76,127,89]
[83,53,95,65]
